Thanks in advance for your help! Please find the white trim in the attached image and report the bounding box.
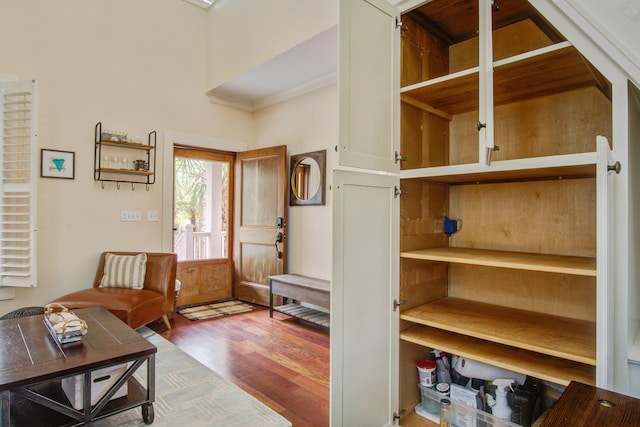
[161,131,247,253]
[563,0,640,88]
[205,93,254,112]
[253,70,337,111]
[0,73,18,82]
[182,0,214,10]
[207,70,337,112]
[401,67,479,93]
[530,0,640,89]
[389,0,428,13]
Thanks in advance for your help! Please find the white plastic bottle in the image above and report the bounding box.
[431,349,452,384]
[491,379,514,420]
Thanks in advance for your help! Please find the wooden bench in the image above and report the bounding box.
[268,274,330,328]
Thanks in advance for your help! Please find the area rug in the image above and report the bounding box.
[94,327,291,427]
[177,299,254,321]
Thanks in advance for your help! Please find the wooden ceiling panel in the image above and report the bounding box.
[407,0,542,44]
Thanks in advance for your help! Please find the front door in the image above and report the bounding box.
[173,146,235,307]
[235,145,287,305]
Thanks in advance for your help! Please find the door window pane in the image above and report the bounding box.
[174,155,230,261]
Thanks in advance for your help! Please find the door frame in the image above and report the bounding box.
[161,131,247,253]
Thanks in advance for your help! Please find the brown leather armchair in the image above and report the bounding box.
[50,251,177,330]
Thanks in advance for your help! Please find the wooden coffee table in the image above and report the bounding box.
[0,306,156,426]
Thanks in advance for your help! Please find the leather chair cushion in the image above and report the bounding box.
[52,287,166,329]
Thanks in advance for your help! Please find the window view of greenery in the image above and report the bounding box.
[174,156,229,261]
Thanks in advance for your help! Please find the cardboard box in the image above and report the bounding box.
[62,364,128,409]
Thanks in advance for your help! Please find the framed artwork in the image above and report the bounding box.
[41,149,75,179]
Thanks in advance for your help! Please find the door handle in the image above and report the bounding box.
[274,232,283,259]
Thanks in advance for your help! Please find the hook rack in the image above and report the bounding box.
[94,122,156,191]
[98,180,154,191]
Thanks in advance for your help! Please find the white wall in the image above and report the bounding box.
[205,0,337,91]
[0,0,253,312]
[254,84,338,281]
[206,0,338,281]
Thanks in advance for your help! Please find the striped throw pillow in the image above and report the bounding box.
[100,253,147,289]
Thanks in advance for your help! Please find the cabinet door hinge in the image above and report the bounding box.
[393,409,406,422]
[394,151,408,164]
[393,299,406,311]
[394,187,407,198]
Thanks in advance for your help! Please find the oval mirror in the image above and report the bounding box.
[289,150,326,206]
[292,157,321,201]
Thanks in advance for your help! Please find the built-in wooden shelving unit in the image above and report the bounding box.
[401,43,609,115]
[400,247,596,276]
[401,298,596,365]
[400,325,595,386]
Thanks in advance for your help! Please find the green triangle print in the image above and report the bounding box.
[52,158,65,171]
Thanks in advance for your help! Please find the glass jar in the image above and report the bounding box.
[440,398,451,427]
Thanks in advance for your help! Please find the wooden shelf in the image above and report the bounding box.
[8,378,148,426]
[98,168,153,176]
[493,43,609,105]
[94,123,156,188]
[400,297,596,365]
[401,411,438,427]
[274,303,330,328]
[401,67,479,115]
[99,140,153,150]
[97,168,153,176]
[400,247,596,276]
[401,324,595,386]
[400,43,605,115]
[400,152,597,183]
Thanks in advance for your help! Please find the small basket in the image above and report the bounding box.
[44,303,88,344]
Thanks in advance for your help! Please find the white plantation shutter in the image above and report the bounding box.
[1,80,37,287]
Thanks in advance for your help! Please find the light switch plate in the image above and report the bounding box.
[121,211,141,222]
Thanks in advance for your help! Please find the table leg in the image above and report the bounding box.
[147,354,155,403]
[143,353,156,425]
[269,279,274,318]
[1,390,9,426]
[83,370,92,420]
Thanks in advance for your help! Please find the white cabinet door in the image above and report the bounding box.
[338,0,399,172]
[331,170,399,427]
[596,136,616,389]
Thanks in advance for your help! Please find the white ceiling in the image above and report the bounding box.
[206,25,338,112]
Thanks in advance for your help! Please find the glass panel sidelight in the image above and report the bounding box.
[173,150,232,261]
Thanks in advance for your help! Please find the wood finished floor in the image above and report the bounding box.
[149,304,330,427]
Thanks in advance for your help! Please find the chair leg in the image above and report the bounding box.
[161,314,171,330]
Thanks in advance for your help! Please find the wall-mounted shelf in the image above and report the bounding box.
[94,122,156,190]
